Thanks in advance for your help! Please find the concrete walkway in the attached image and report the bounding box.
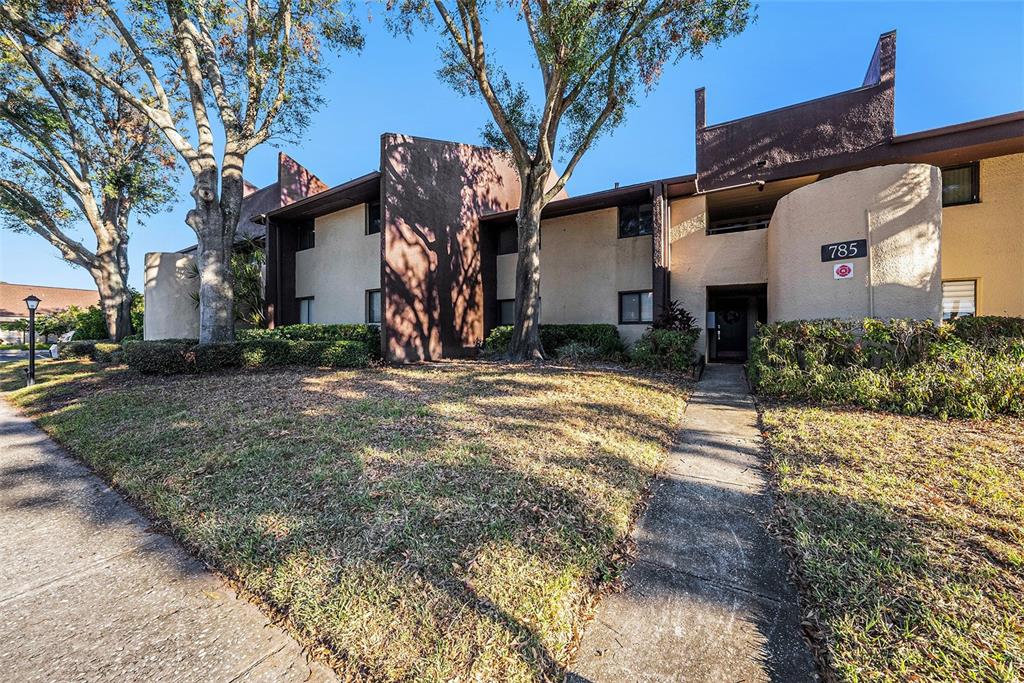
[0,399,335,682]
[569,364,817,682]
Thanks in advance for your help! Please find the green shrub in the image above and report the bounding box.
[238,339,292,367]
[555,342,600,363]
[124,338,370,374]
[123,339,196,375]
[484,324,622,358]
[71,306,109,340]
[749,317,1024,419]
[59,340,100,359]
[630,329,700,371]
[192,343,245,372]
[93,342,122,363]
[949,315,1024,348]
[238,324,380,358]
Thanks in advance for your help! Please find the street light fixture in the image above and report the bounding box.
[24,295,41,386]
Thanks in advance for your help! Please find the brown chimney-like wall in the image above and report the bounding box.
[380,134,523,362]
[696,31,897,189]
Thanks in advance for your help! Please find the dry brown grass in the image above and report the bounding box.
[3,359,689,681]
[761,402,1024,681]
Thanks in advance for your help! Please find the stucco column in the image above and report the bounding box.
[651,181,670,320]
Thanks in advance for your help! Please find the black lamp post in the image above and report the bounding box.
[24,295,40,386]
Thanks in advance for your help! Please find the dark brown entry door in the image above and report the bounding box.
[712,299,748,361]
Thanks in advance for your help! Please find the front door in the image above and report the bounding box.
[711,299,748,361]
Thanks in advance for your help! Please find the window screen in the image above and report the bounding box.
[498,226,517,255]
[619,291,653,324]
[297,224,315,250]
[298,297,313,324]
[618,203,653,238]
[941,164,978,206]
[942,280,976,320]
[366,289,382,324]
[499,299,514,326]
[367,200,381,235]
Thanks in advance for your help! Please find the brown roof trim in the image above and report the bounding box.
[892,111,1024,144]
[481,175,697,225]
[265,171,381,221]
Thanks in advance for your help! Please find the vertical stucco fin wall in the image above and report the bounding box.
[696,32,896,189]
[143,252,199,340]
[380,134,523,362]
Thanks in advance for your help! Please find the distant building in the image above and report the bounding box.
[0,282,100,343]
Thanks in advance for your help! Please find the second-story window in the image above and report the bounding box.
[618,202,653,238]
[498,225,517,255]
[941,163,979,207]
[367,200,381,234]
[297,224,315,250]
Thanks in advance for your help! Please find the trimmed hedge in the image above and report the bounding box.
[484,324,623,358]
[123,340,196,375]
[749,316,1024,419]
[630,329,700,371]
[57,340,123,363]
[238,324,380,358]
[124,338,371,375]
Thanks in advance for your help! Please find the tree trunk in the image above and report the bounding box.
[90,214,133,341]
[91,260,132,341]
[187,163,238,344]
[508,171,547,360]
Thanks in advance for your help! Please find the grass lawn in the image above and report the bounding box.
[761,402,1024,681]
[1,358,688,681]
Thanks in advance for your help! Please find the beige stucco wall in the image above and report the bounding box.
[767,163,942,322]
[668,195,768,355]
[940,153,1024,316]
[295,203,380,323]
[144,252,199,340]
[494,207,653,344]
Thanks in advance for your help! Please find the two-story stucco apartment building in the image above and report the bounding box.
[145,32,1023,363]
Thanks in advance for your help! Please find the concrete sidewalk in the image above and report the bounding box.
[569,364,817,682]
[0,399,335,682]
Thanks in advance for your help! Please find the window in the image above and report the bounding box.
[618,203,653,238]
[619,290,653,324]
[942,280,976,320]
[498,299,515,326]
[498,225,517,255]
[941,163,979,207]
[366,289,382,324]
[297,224,315,250]
[298,297,314,324]
[367,200,381,235]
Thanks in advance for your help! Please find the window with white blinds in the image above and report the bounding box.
[942,280,976,320]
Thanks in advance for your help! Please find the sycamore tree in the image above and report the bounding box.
[390,0,751,359]
[1,0,363,343]
[0,35,175,340]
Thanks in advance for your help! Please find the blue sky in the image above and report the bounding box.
[2,0,1022,292]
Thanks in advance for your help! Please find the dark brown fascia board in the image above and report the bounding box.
[264,171,381,221]
[891,111,1024,144]
[480,174,697,226]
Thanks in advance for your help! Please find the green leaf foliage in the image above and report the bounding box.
[749,317,1024,419]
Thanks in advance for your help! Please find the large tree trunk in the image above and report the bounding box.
[188,162,241,344]
[90,214,133,341]
[91,260,132,341]
[508,171,547,360]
